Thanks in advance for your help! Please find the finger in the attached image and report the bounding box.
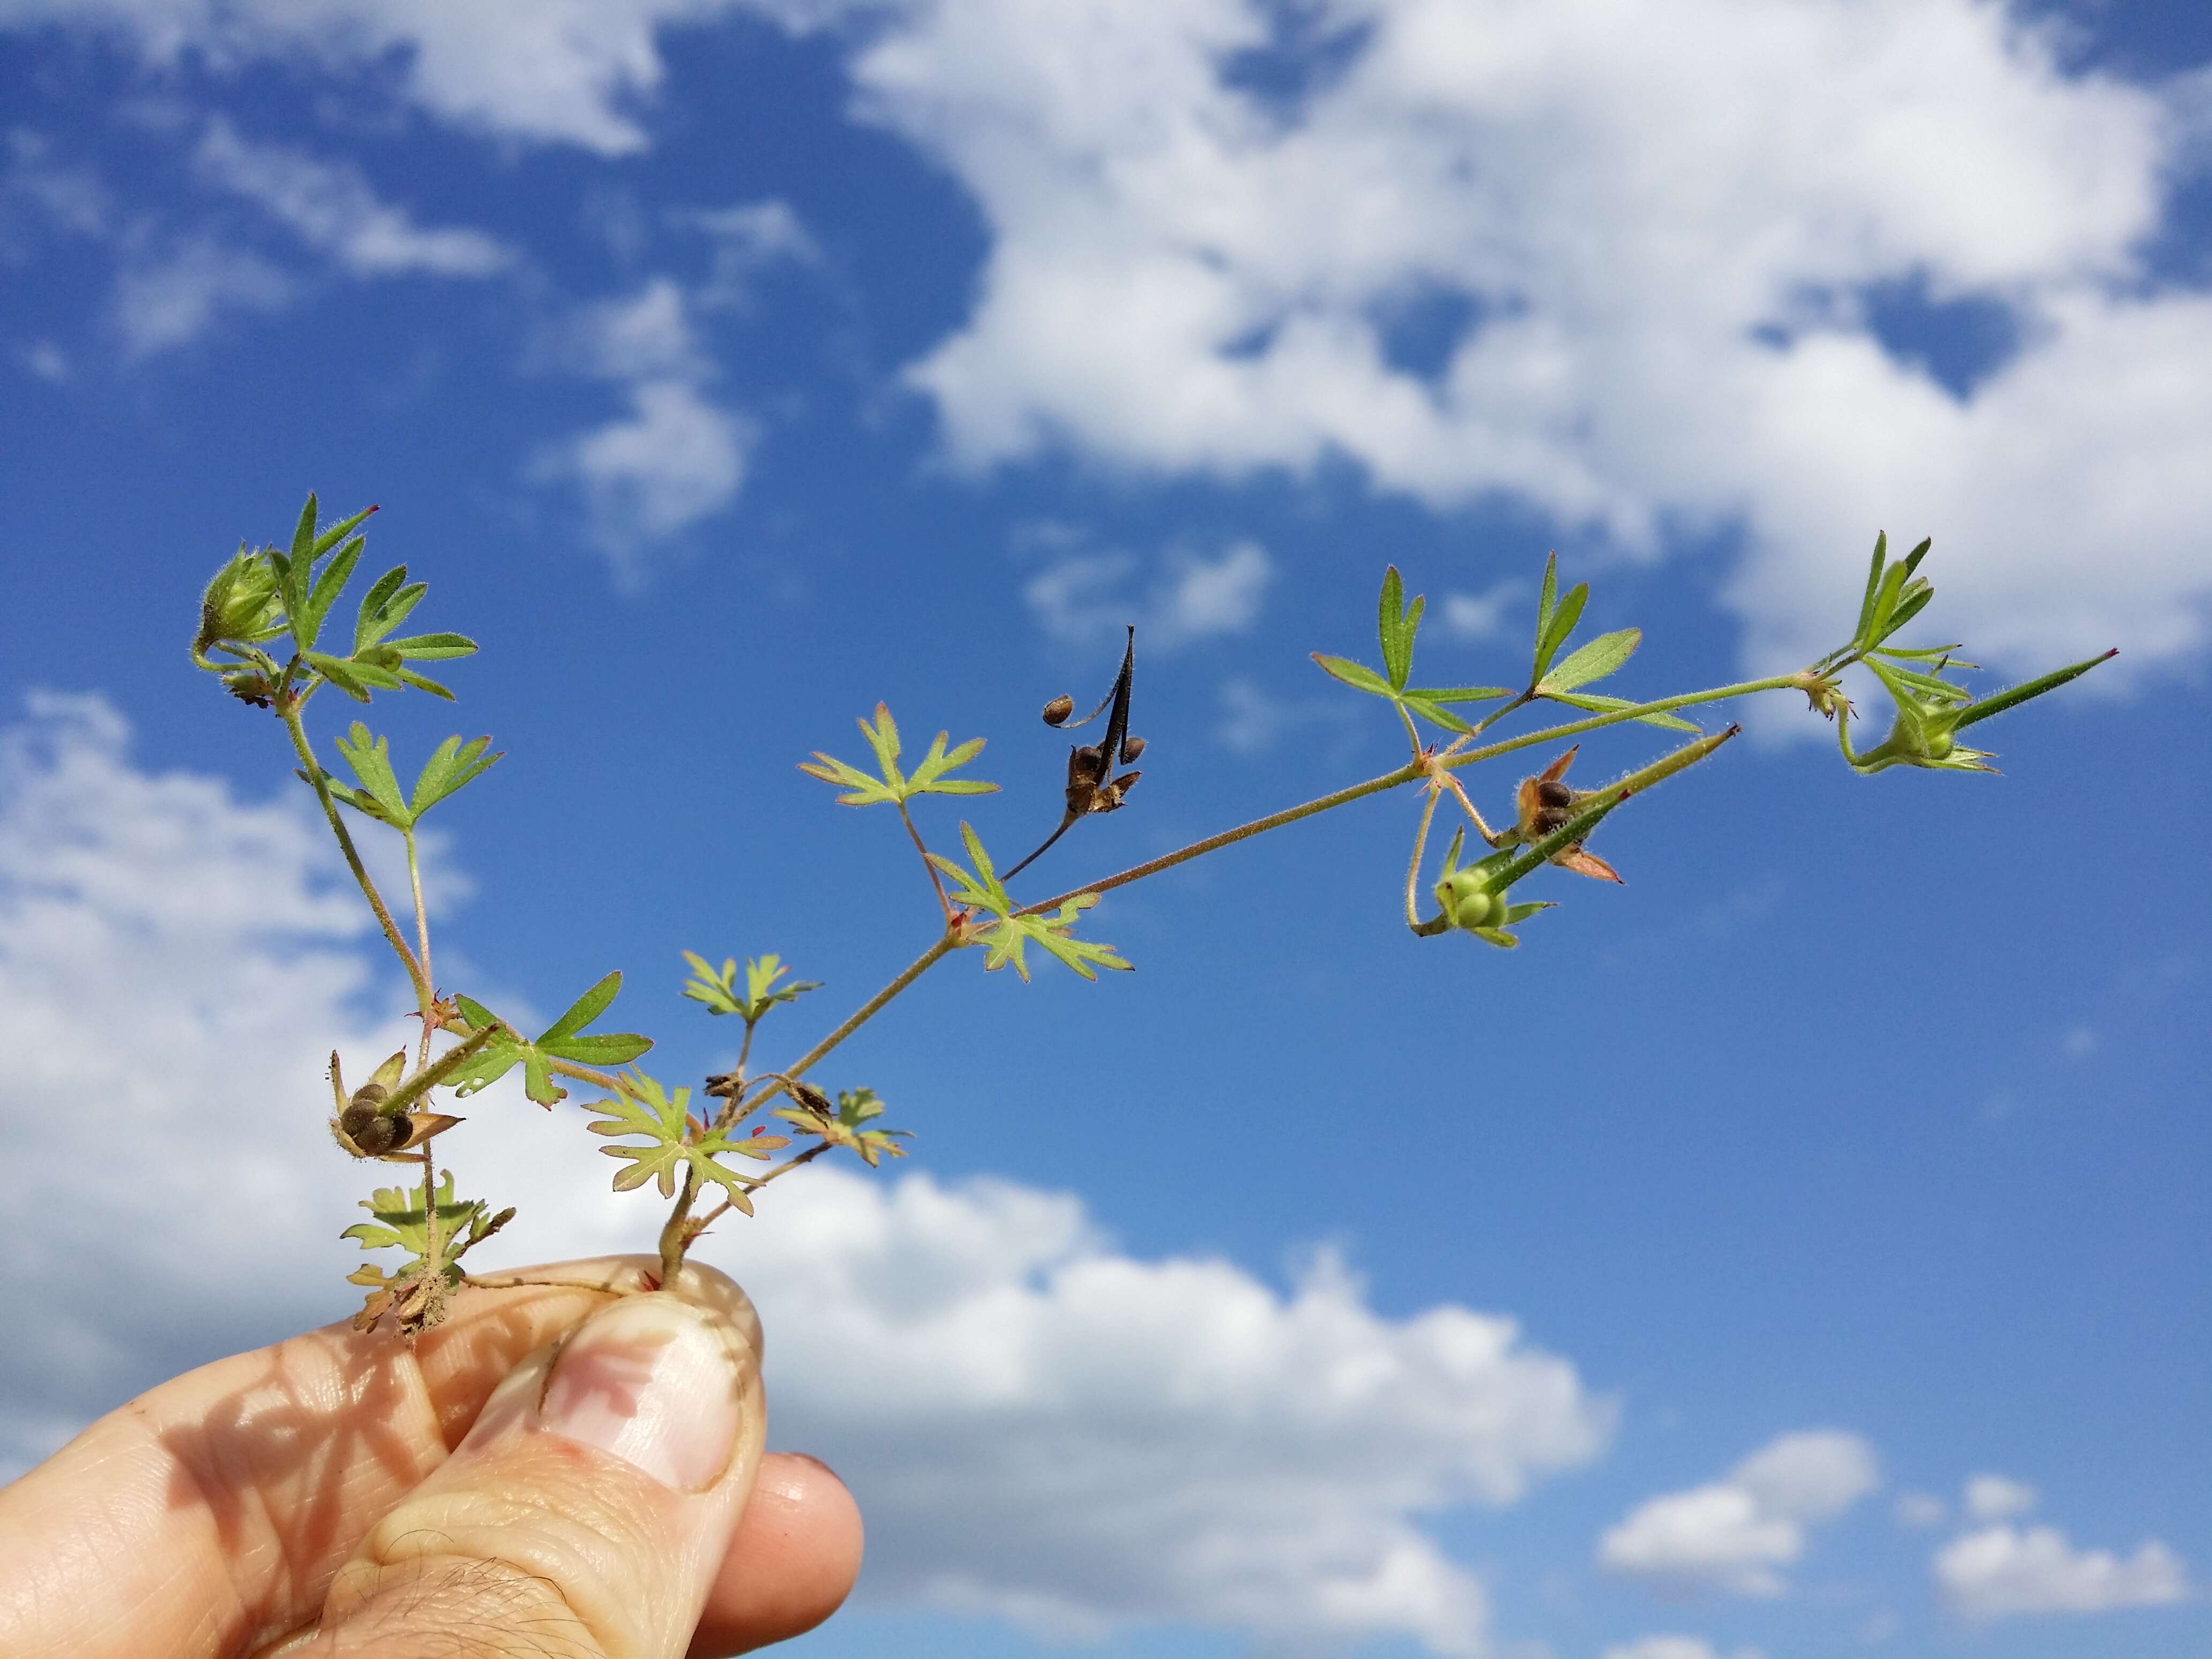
[282,1262,766,1659]
[690,1453,863,1658]
[0,1257,649,1659]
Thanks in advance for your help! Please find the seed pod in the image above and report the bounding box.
[1118,733,1146,764]
[1536,778,1574,809]
[1453,890,1494,929]
[1531,806,1571,837]
[789,1080,835,1117]
[1069,744,1105,785]
[1042,694,1075,726]
[339,1101,407,1156]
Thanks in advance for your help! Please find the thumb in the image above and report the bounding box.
[278,1265,766,1659]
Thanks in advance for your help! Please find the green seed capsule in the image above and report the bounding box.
[1453,889,1493,929]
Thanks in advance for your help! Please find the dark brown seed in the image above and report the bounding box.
[1531,807,1570,836]
[1536,780,1574,808]
[341,1103,405,1155]
[1070,745,1104,784]
[1118,734,1146,764]
[1042,694,1075,726]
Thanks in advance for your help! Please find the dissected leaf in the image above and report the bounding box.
[409,734,502,817]
[798,704,996,807]
[587,1070,779,1210]
[929,821,1133,982]
[447,972,653,1106]
[1311,654,1395,696]
[1541,690,1701,731]
[682,951,823,1022]
[331,723,411,826]
[1533,581,1588,682]
[1377,566,1425,692]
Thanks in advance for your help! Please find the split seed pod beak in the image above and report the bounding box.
[1515,748,1623,884]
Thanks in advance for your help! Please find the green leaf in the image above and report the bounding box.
[929,822,1132,982]
[587,1071,774,1209]
[409,735,502,818]
[354,565,409,650]
[798,704,993,806]
[1540,627,1641,693]
[1400,696,1471,734]
[1377,566,1424,692]
[1853,532,1888,645]
[1541,689,1701,731]
[1404,684,1513,705]
[306,652,375,703]
[1534,551,1558,651]
[1532,581,1588,681]
[682,952,823,1022]
[394,667,455,700]
[295,534,364,653]
[341,1171,485,1258]
[447,972,653,1107]
[382,632,478,662]
[332,723,412,827]
[1311,653,1395,696]
[312,503,377,559]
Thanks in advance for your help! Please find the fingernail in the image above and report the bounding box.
[536,1294,745,1492]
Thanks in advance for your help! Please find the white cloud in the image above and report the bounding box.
[19,3,2209,670]
[21,339,69,382]
[110,234,292,355]
[1439,582,1521,644]
[1025,535,1274,651]
[194,116,511,277]
[833,0,2211,678]
[0,690,1613,1655]
[676,199,821,309]
[529,279,754,563]
[1894,1490,1947,1528]
[1963,1473,2039,1521]
[1935,1523,2191,1620]
[531,378,753,563]
[1601,1639,1761,1659]
[1597,1430,1877,1596]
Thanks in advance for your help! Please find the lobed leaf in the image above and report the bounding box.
[1540,627,1641,693]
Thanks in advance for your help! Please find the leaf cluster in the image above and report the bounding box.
[447,972,653,1105]
[798,704,998,807]
[1314,563,1695,737]
[682,952,822,1023]
[587,1071,789,1214]
[324,722,502,831]
[773,1084,912,1167]
[188,493,479,709]
[930,823,1132,981]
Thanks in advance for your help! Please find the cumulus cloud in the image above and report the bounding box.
[1963,1473,2039,1521]
[1597,1430,1878,1596]
[1439,582,1521,644]
[194,116,511,277]
[110,234,293,355]
[1894,1490,1947,1528]
[835,0,2211,677]
[1023,532,1275,651]
[1935,1523,2191,1620]
[0,691,1612,1654]
[1601,1639,1762,1659]
[528,279,756,565]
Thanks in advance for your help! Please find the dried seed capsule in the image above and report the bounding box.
[1118,734,1146,764]
[1042,694,1075,726]
[1531,806,1571,836]
[1536,779,1574,809]
[339,1101,406,1155]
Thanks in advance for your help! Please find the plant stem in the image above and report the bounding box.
[899,803,955,923]
[775,932,959,1085]
[404,828,436,1071]
[543,1054,628,1094]
[657,1164,699,1289]
[1404,785,1443,930]
[280,706,428,997]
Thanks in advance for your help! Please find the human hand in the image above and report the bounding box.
[0,1258,861,1658]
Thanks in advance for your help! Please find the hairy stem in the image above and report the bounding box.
[657,1164,699,1290]
[775,932,958,1086]
[1404,785,1443,931]
[404,829,436,1071]
[899,803,955,922]
[1022,674,1804,915]
[280,706,427,997]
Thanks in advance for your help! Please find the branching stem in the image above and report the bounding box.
[280,704,427,998]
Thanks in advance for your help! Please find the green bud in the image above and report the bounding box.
[193,547,287,662]
[1453,890,1494,929]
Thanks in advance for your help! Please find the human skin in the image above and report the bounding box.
[0,1257,863,1658]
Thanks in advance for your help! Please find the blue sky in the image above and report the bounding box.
[1,3,2208,1657]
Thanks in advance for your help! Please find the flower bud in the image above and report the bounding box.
[193,548,286,659]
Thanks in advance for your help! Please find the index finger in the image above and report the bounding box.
[0,1257,649,1659]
